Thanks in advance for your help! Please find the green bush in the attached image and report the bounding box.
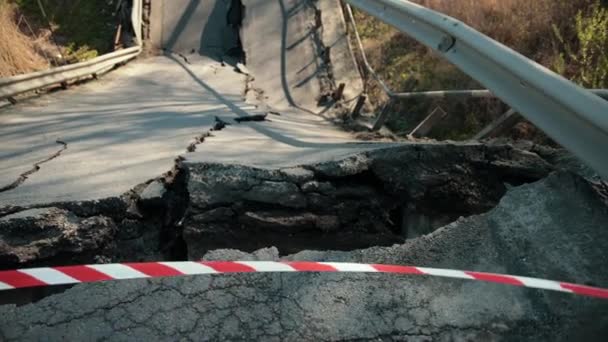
[553,2,608,88]
[14,0,119,59]
[64,43,98,62]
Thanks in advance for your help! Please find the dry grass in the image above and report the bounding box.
[0,1,47,78]
[353,0,602,141]
[417,0,592,62]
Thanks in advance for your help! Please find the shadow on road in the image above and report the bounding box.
[168,54,368,150]
[163,0,200,53]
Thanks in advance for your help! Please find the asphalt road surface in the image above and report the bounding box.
[1,1,606,341]
[0,0,368,208]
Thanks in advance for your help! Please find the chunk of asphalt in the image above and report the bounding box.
[235,62,250,75]
[234,113,268,123]
[138,180,167,210]
[213,116,231,131]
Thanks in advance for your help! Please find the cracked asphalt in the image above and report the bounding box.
[3,172,608,341]
[2,1,607,340]
[0,53,372,208]
[0,55,248,206]
[0,0,373,209]
[0,272,600,341]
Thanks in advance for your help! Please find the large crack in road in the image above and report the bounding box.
[1,0,607,340]
[0,140,67,193]
[1,160,607,340]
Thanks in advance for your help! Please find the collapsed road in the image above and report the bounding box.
[1,0,607,340]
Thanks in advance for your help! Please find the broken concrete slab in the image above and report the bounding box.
[156,0,237,56]
[243,181,307,209]
[368,144,554,212]
[311,152,372,178]
[182,143,555,258]
[0,141,563,270]
[301,181,336,194]
[235,62,250,75]
[138,180,167,211]
[190,207,236,224]
[0,207,116,269]
[0,56,250,208]
[278,167,315,184]
[3,172,606,340]
[242,0,343,113]
[0,165,189,269]
[287,171,608,280]
[284,172,608,334]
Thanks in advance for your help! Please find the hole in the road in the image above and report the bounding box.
[179,146,547,259]
[0,145,553,305]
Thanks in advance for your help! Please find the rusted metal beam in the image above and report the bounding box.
[409,106,448,138]
[473,108,520,140]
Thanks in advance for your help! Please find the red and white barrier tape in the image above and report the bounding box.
[0,261,606,299]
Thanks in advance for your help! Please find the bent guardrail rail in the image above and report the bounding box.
[346,0,608,179]
[0,0,143,101]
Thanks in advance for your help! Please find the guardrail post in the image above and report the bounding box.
[351,94,367,118]
[333,83,346,101]
[372,98,395,131]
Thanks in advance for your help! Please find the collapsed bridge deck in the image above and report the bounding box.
[1,1,607,341]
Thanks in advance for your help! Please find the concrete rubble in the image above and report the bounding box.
[1,143,558,268]
[183,143,554,258]
[1,158,607,340]
[1,0,607,340]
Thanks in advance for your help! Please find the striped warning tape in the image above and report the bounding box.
[0,261,606,299]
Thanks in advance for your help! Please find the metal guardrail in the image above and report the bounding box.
[392,89,608,101]
[346,0,608,179]
[0,0,143,101]
[344,3,608,127]
[0,47,141,100]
